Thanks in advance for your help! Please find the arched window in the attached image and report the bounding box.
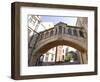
[40,33,44,40]
[55,28,57,35]
[50,30,53,36]
[73,29,78,36]
[63,27,66,34]
[67,28,72,35]
[59,26,62,34]
[45,31,49,38]
[79,30,84,38]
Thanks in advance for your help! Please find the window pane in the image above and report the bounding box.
[59,26,62,34]
[79,30,84,38]
[73,29,78,36]
[68,28,72,35]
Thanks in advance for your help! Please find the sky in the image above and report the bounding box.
[41,15,77,26]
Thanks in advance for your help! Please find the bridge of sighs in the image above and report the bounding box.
[28,22,87,66]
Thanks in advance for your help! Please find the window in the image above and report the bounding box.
[51,54,54,61]
[45,55,48,62]
[65,48,68,54]
[67,28,72,35]
[63,27,66,34]
[50,30,53,36]
[55,28,57,35]
[73,29,78,36]
[79,30,84,38]
[45,31,49,38]
[59,26,62,34]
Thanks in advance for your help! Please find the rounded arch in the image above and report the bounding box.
[29,39,87,66]
[37,40,86,54]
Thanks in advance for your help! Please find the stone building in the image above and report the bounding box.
[76,17,88,64]
[76,17,88,32]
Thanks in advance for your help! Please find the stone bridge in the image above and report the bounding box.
[28,22,87,66]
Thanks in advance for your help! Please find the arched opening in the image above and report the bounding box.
[79,30,84,38]
[29,38,87,66]
[67,28,72,35]
[35,45,84,66]
[73,29,78,36]
[28,28,87,66]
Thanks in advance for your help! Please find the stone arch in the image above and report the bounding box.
[28,23,87,66]
[29,39,87,66]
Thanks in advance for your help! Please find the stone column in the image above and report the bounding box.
[29,52,42,66]
[81,52,87,64]
[78,52,83,64]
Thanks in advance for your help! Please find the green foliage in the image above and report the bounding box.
[65,53,72,62]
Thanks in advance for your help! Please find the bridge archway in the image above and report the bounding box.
[29,39,87,66]
[28,22,87,66]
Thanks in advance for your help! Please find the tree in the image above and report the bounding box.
[65,53,72,62]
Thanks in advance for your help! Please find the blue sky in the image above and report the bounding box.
[41,16,77,26]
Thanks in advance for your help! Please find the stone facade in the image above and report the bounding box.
[76,17,88,64]
[76,17,88,32]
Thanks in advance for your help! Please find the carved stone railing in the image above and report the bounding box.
[35,24,87,49]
